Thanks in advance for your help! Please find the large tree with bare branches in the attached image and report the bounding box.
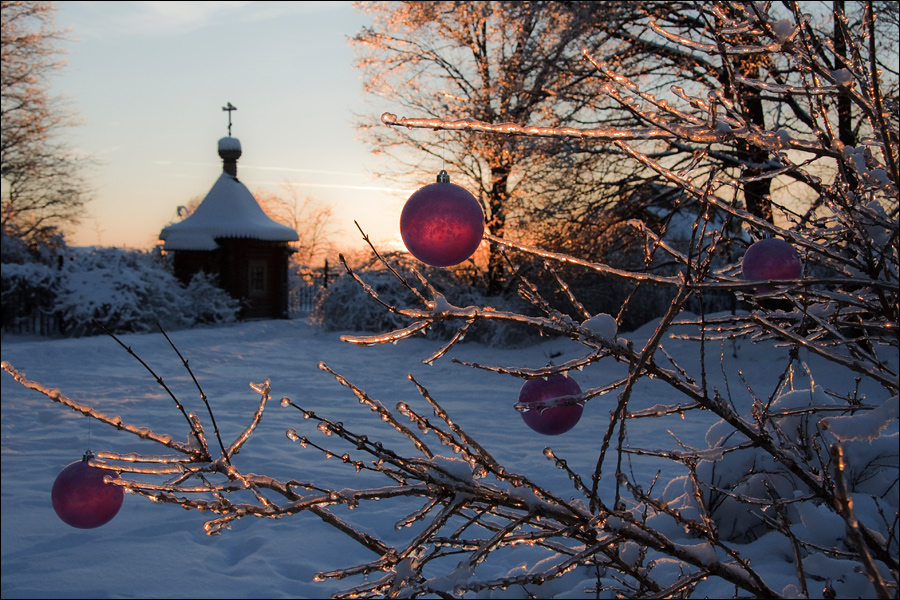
[255,183,341,267]
[352,1,628,290]
[1,0,91,250]
[353,1,898,287]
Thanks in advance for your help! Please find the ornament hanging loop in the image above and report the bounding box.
[436,170,450,183]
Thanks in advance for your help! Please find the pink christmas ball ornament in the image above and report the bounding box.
[52,451,124,529]
[518,374,584,436]
[400,171,485,267]
[741,238,802,292]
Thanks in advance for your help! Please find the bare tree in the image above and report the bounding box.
[1,0,91,250]
[353,1,899,290]
[254,183,341,267]
[352,1,629,291]
[580,1,899,222]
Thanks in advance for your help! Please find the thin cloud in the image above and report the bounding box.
[152,160,368,179]
[241,164,367,178]
[67,1,343,39]
[250,180,411,194]
[149,159,409,193]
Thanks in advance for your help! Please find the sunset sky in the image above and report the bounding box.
[52,1,413,254]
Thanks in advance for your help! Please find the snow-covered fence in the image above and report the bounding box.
[289,260,337,317]
[0,262,61,336]
[292,282,320,315]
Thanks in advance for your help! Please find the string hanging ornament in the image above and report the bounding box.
[399,168,485,268]
[50,406,124,529]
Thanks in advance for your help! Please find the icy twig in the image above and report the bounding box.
[483,233,682,286]
[831,443,892,598]
[541,260,592,321]
[225,381,270,458]
[404,376,588,518]
[382,111,687,141]
[591,279,695,510]
[317,362,435,459]
[542,446,595,502]
[353,220,430,306]
[420,320,473,364]
[92,321,209,456]
[750,313,898,393]
[864,2,899,185]
[337,253,412,316]
[157,324,229,461]
[341,320,431,346]
[1,361,193,454]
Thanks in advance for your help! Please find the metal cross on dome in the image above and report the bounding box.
[222,102,237,136]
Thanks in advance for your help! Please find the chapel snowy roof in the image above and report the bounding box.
[159,137,299,251]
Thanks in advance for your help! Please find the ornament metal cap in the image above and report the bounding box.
[436,170,450,183]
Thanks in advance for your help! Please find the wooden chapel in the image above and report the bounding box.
[159,105,299,319]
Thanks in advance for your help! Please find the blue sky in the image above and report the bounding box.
[52,1,411,253]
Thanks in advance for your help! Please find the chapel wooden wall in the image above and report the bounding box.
[171,239,293,320]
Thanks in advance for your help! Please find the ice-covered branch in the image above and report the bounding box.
[1,361,192,454]
[381,112,686,141]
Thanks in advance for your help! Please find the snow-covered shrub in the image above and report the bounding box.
[314,252,542,347]
[312,255,419,333]
[181,271,243,327]
[3,3,898,599]
[54,247,187,336]
[667,384,898,547]
[0,227,34,265]
[54,247,240,336]
[2,246,239,336]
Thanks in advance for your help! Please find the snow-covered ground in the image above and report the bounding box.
[1,316,896,598]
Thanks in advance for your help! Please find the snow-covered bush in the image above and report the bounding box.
[314,252,542,347]
[179,271,243,327]
[2,246,239,336]
[313,253,420,333]
[3,3,898,598]
[1,227,35,265]
[57,247,240,335]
